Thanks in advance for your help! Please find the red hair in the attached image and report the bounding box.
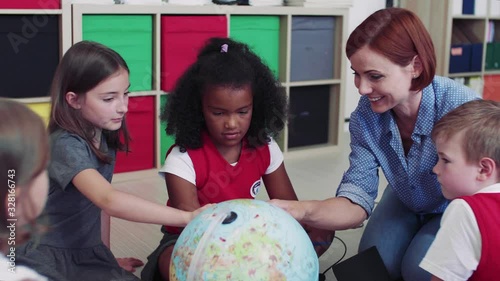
[346,8,436,91]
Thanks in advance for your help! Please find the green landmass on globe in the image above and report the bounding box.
[170,199,318,281]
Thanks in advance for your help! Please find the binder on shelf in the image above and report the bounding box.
[161,16,227,92]
[470,43,483,72]
[485,42,500,70]
[449,23,483,73]
[449,44,473,73]
[0,15,59,98]
[115,96,155,173]
[462,0,475,14]
[485,42,495,70]
[290,16,335,81]
[493,42,500,69]
[82,15,154,92]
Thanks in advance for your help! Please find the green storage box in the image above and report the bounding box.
[160,95,176,166]
[230,16,280,77]
[493,42,500,70]
[83,15,153,92]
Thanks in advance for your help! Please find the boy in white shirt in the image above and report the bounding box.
[420,99,500,281]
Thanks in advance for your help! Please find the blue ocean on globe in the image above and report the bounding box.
[169,199,318,281]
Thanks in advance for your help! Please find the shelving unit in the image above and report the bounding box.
[401,0,500,101]
[2,3,349,173]
[0,0,72,123]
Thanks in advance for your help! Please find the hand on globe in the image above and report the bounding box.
[170,199,319,281]
[191,203,216,219]
[268,198,306,221]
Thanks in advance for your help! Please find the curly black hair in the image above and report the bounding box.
[161,37,288,150]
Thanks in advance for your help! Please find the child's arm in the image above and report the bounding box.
[431,276,443,281]
[72,169,200,227]
[262,163,298,200]
[101,211,110,247]
[165,173,200,211]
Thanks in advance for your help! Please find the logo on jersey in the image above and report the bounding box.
[250,180,261,198]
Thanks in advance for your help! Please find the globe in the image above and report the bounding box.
[169,199,319,281]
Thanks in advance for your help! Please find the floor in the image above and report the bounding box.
[110,131,387,281]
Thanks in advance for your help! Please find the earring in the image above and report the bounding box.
[413,74,418,79]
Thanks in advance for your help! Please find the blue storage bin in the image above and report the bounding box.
[290,16,335,81]
[449,44,472,73]
[470,43,483,72]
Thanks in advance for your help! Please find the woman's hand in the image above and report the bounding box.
[303,224,335,257]
[269,199,306,221]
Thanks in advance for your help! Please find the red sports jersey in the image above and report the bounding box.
[461,193,500,281]
[165,132,271,233]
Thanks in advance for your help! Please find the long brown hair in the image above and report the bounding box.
[0,99,49,249]
[48,41,131,163]
[346,7,436,91]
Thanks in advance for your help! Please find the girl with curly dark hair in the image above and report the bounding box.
[141,37,333,281]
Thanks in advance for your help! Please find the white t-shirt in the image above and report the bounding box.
[419,183,500,281]
[159,138,284,185]
[0,254,48,281]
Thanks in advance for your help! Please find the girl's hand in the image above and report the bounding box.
[189,203,215,222]
[268,199,306,222]
[116,257,144,272]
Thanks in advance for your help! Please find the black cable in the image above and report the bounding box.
[321,236,347,275]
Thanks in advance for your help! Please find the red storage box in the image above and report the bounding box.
[0,0,60,9]
[483,75,500,102]
[115,96,155,173]
[161,15,227,92]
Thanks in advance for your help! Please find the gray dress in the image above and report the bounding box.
[17,131,139,281]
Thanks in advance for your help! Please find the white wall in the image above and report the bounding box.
[343,0,386,128]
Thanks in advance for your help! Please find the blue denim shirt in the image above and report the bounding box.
[337,76,480,216]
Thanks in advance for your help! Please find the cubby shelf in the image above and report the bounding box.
[0,0,71,127]
[401,0,500,101]
[2,3,348,173]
